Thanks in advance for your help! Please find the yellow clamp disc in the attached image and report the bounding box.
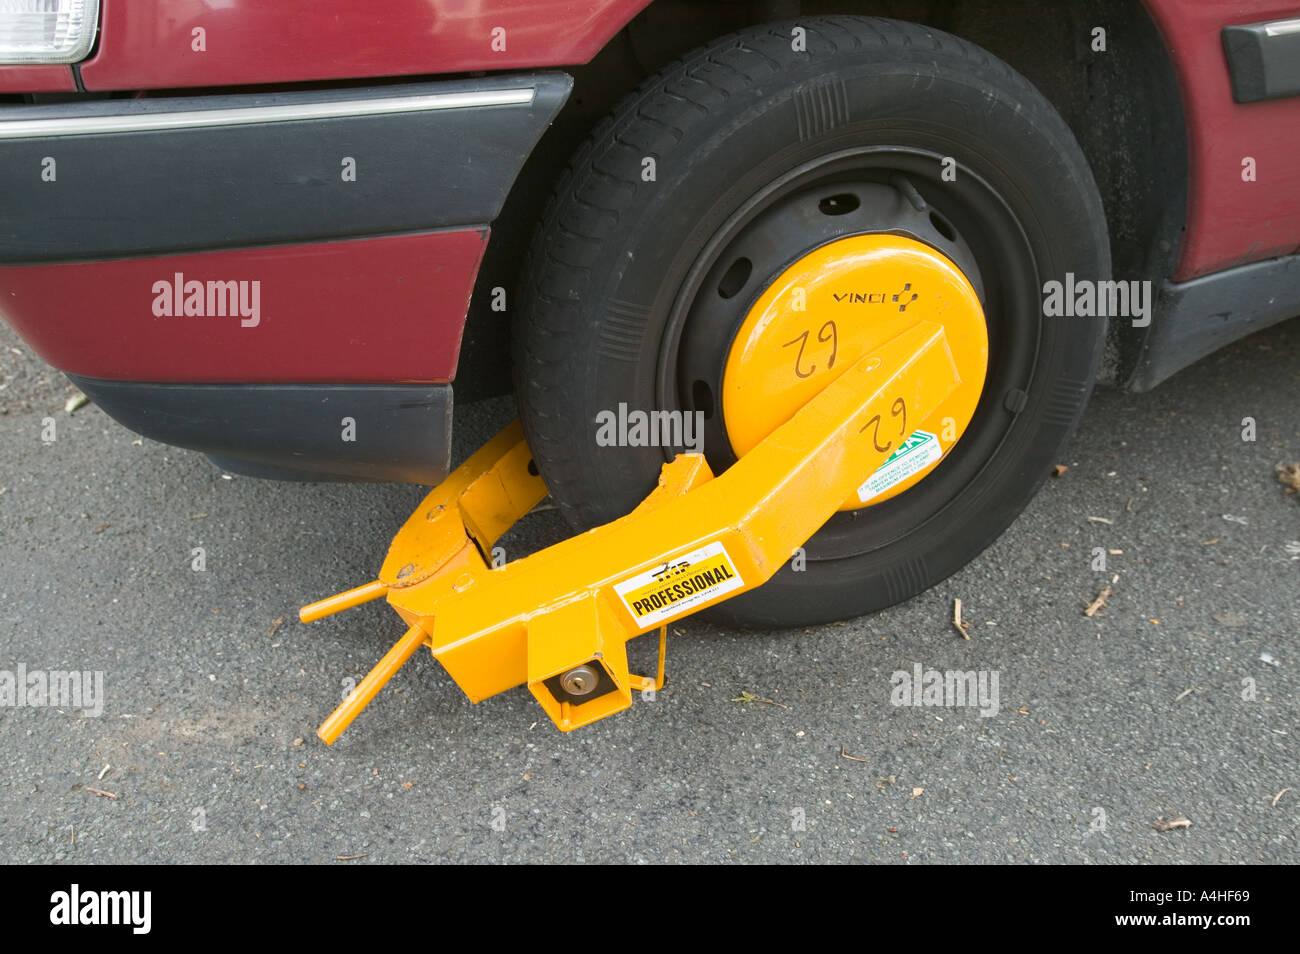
[722,234,989,511]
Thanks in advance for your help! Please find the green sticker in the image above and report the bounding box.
[857,430,943,503]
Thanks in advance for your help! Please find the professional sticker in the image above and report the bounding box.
[614,540,744,627]
[857,429,943,503]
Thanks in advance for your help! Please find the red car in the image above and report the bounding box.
[2,0,1297,627]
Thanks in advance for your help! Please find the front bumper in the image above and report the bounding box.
[0,72,571,481]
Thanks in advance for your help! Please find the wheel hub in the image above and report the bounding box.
[721,234,988,511]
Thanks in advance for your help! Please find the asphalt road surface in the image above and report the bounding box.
[1,318,1296,864]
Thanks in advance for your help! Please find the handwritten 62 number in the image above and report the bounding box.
[860,397,907,453]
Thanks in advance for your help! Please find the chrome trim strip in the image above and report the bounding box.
[1264,18,1300,37]
[0,87,536,139]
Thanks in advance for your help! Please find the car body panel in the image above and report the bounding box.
[0,229,484,383]
[0,65,75,92]
[78,0,654,90]
[1145,0,1300,279]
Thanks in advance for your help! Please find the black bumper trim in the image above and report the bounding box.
[68,377,453,483]
[1127,254,1300,392]
[0,72,571,264]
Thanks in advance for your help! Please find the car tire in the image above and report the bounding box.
[513,15,1109,627]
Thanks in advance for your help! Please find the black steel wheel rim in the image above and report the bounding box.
[654,146,1042,563]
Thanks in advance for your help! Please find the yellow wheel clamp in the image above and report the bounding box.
[301,318,966,740]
